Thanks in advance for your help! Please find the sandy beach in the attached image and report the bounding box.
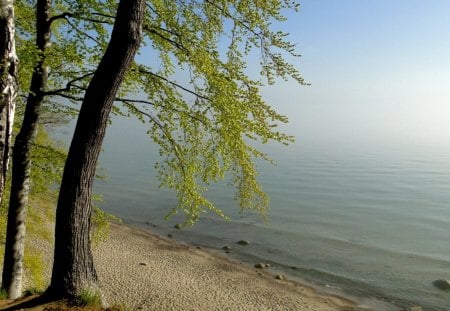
[93,222,359,310]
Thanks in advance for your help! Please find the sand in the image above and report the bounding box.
[93,222,359,310]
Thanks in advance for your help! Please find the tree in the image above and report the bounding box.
[0,0,18,205]
[1,0,118,298]
[1,0,53,298]
[1,0,305,300]
[48,0,305,298]
[48,0,145,298]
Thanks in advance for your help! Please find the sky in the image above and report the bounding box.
[261,0,450,152]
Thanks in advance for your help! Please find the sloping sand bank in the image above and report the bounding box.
[94,223,358,310]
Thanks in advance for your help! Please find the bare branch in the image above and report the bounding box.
[44,72,95,96]
[48,12,74,25]
[49,93,84,102]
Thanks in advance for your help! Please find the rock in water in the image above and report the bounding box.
[237,240,250,245]
[433,279,450,290]
[222,246,231,251]
[174,224,182,229]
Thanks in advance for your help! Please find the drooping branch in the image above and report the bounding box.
[143,25,189,54]
[64,19,101,44]
[135,67,210,102]
[116,97,207,126]
[125,103,187,179]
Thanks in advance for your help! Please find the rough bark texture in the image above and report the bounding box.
[0,0,18,205]
[1,0,51,299]
[48,0,144,298]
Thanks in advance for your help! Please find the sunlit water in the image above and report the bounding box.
[74,116,450,311]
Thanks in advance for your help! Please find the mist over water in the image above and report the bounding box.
[84,114,450,310]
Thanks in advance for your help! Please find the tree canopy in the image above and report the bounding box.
[31,0,305,225]
[15,0,305,223]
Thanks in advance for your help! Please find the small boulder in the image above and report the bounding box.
[196,246,201,249]
[275,274,285,280]
[433,279,450,290]
[222,246,231,251]
[265,263,271,268]
[291,266,298,270]
[254,263,266,269]
[237,240,250,246]
[174,224,182,229]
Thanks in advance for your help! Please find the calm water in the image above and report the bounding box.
[88,117,450,310]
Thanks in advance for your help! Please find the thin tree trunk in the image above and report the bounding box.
[1,0,51,299]
[0,0,18,205]
[48,0,144,298]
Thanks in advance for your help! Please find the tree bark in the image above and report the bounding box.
[1,0,51,299]
[0,0,18,205]
[48,0,144,298]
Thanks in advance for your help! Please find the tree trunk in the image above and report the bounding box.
[48,0,144,298]
[0,0,18,205]
[1,0,51,299]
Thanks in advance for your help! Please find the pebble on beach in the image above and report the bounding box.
[275,275,285,280]
[237,240,250,245]
[254,263,266,269]
[433,279,450,290]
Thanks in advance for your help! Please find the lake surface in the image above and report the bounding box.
[86,116,450,311]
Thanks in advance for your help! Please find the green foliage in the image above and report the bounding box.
[91,196,121,246]
[29,125,67,196]
[15,0,305,226]
[23,251,47,291]
[75,289,102,307]
[0,288,8,299]
[0,123,64,291]
[127,0,305,225]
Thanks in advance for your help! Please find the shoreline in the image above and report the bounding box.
[93,221,379,310]
[119,220,404,311]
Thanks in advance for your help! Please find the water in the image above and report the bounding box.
[89,116,450,310]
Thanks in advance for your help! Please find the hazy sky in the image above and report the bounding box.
[261,0,450,151]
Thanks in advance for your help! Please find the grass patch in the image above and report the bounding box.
[0,288,8,299]
[23,250,47,291]
[23,287,44,297]
[75,289,102,307]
